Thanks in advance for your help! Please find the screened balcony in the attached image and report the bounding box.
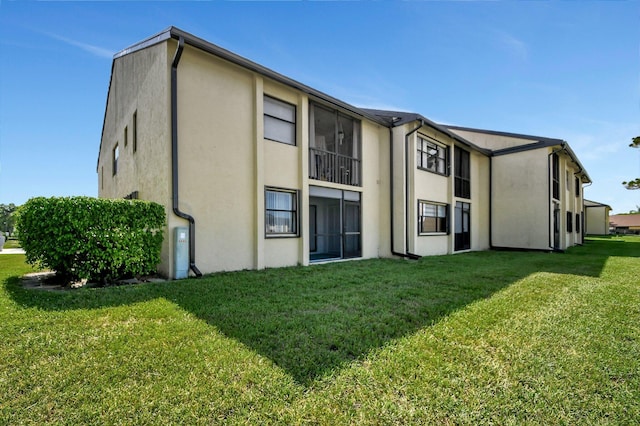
[309,104,361,187]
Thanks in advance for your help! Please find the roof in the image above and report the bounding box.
[609,214,640,228]
[584,199,612,210]
[360,109,492,156]
[442,125,591,183]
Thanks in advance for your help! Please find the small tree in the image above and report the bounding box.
[622,136,640,190]
[0,203,17,235]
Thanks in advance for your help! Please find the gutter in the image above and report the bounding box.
[402,121,424,259]
[171,36,202,277]
[388,124,420,260]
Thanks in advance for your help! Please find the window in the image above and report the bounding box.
[575,177,580,197]
[309,104,361,186]
[124,126,128,147]
[113,144,119,176]
[101,166,104,189]
[454,146,470,199]
[417,136,448,175]
[133,111,137,153]
[265,188,298,236]
[418,201,448,234]
[455,201,471,251]
[576,213,581,233]
[264,96,296,145]
[567,211,573,233]
[566,170,570,190]
[552,153,560,200]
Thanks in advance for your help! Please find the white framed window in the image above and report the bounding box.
[264,96,296,145]
[417,136,447,175]
[265,187,299,237]
[418,200,449,234]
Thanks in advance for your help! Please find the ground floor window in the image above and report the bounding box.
[265,187,299,237]
[454,201,471,251]
[309,186,361,261]
[418,201,448,234]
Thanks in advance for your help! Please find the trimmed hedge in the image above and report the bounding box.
[16,197,165,284]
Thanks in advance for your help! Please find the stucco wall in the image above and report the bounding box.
[585,206,609,235]
[491,149,550,250]
[98,42,172,276]
[470,151,490,251]
[175,44,256,273]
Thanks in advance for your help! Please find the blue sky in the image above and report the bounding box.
[0,1,638,213]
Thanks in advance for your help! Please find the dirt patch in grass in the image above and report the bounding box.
[21,271,166,291]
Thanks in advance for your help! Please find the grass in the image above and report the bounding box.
[1,238,20,249]
[1,236,639,424]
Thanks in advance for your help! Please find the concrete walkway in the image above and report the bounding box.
[0,248,26,254]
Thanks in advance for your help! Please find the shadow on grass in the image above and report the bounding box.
[4,238,639,385]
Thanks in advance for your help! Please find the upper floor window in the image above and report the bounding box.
[265,187,299,237]
[264,96,296,145]
[417,136,448,175]
[552,153,560,200]
[575,176,580,197]
[309,104,361,186]
[418,200,449,234]
[454,146,470,199]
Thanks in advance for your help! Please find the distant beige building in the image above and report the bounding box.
[98,27,592,278]
[584,200,612,235]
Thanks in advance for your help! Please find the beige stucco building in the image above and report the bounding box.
[97,27,592,278]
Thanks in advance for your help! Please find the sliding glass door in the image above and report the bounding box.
[309,186,361,261]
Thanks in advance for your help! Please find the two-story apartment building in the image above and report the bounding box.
[97,27,591,278]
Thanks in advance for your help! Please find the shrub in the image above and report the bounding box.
[16,196,165,284]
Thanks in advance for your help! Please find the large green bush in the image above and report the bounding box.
[16,197,165,284]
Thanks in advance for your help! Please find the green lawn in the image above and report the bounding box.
[1,237,639,424]
[1,238,20,249]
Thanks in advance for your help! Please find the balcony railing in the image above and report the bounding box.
[309,147,361,186]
